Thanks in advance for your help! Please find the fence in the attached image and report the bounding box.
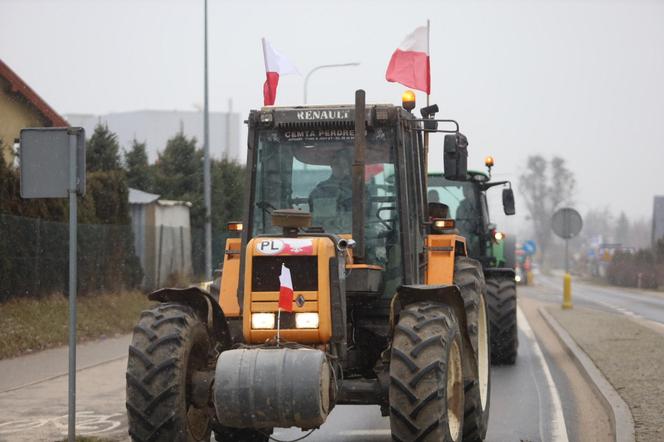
[0,214,234,302]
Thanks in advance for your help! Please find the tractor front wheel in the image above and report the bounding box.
[389,302,464,442]
[126,303,213,442]
[487,276,518,365]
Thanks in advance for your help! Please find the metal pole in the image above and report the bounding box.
[203,0,212,279]
[565,238,569,274]
[424,19,430,181]
[303,62,360,104]
[67,132,78,442]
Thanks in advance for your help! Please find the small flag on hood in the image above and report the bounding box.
[385,25,430,94]
[262,38,300,106]
[279,263,294,312]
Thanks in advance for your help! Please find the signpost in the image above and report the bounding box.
[551,207,583,309]
[20,127,86,442]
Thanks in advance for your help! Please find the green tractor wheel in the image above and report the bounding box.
[486,276,518,365]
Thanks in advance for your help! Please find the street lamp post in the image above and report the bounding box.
[303,62,360,104]
[203,0,212,279]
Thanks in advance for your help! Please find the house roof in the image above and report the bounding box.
[129,187,192,207]
[0,58,68,127]
[129,188,161,204]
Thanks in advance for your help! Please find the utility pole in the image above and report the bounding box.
[203,0,212,278]
[226,98,232,159]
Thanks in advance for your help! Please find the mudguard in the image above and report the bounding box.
[394,284,478,377]
[149,286,232,349]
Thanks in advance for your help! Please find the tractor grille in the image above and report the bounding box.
[252,256,318,292]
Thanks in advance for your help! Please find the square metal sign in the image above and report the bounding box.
[20,127,86,198]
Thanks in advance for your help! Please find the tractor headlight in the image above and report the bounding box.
[295,313,319,329]
[251,313,276,329]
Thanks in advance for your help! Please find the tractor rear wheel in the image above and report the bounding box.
[389,302,464,442]
[486,276,518,365]
[126,303,213,442]
[454,257,491,441]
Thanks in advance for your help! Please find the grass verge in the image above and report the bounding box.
[0,291,152,360]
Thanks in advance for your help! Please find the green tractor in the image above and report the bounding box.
[428,158,518,365]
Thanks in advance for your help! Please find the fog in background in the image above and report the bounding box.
[2,0,663,235]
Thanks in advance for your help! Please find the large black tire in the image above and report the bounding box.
[486,276,518,365]
[454,257,491,441]
[389,302,464,442]
[126,303,212,442]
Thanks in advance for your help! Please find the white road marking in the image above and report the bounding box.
[517,306,569,442]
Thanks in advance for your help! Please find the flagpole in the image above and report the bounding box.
[261,38,272,105]
[424,19,431,179]
[276,308,281,345]
[426,19,430,108]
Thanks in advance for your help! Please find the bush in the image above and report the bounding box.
[607,249,658,289]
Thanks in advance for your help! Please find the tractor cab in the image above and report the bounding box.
[428,167,515,268]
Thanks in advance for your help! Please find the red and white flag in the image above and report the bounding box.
[385,25,430,94]
[278,263,294,312]
[262,38,299,106]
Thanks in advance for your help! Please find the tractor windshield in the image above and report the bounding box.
[427,175,481,255]
[252,126,400,267]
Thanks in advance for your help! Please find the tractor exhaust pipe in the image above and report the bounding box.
[352,89,366,262]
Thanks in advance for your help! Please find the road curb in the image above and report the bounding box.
[538,307,635,442]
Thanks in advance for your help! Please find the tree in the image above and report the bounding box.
[152,132,204,226]
[87,123,121,172]
[124,139,151,191]
[518,155,576,266]
[614,212,630,246]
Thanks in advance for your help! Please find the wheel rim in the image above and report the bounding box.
[447,339,463,440]
[478,295,489,409]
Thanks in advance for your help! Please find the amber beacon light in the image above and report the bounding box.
[402,90,416,111]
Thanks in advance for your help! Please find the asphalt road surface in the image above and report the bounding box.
[0,281,617,442]
[537,273,664,330]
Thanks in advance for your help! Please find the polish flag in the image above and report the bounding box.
[262,38,300,106]
[385,25,430,94]
[278,263,294,312]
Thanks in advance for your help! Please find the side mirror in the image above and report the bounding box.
[502,188,515,215]
[443,133,468,180]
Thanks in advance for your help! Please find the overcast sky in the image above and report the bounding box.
[2,0,663,229]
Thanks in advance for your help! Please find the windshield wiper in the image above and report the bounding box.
[256,201,276,215]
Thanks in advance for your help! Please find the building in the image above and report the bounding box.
[0,58,68,165]
[129,188,193,289]
[65,109,242,163]
[652,196,664,246]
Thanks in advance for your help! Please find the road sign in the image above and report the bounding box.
[552,207,583,239]
[20,128,86,198]
[20,127,85,442]
[523,240,537,255]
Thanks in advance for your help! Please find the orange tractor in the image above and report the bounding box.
[126,90,491,442]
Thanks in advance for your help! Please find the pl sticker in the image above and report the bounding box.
[255,238,314,255]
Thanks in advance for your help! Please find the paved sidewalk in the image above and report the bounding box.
[0,333,131,392]
[547,306,664,442]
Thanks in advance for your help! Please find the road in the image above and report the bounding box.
[536,273,664,332]
[0,280,622,442]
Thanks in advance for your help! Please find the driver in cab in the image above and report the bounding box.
[309,153,352,231]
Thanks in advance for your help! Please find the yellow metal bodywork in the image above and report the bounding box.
[219,238,241,317]
[242,236,336,344]
[425,234,467,285]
